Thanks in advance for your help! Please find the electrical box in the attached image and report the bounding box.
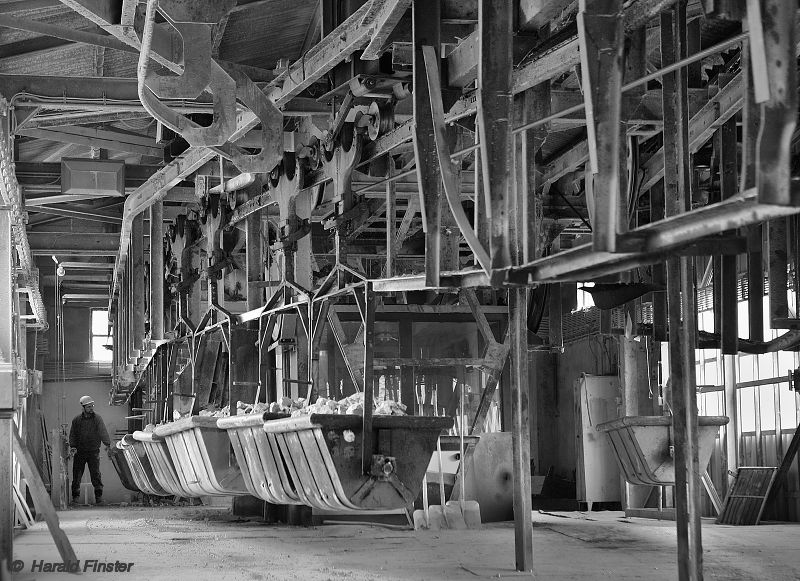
[61,158,125,197]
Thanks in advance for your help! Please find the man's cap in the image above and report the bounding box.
[79,395,94,406]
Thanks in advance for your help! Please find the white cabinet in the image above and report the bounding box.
[575,374,621,509]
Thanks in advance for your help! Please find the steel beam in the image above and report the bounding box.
[28,232,119,254]
[18,126,162,157]
[27,205,122,224]
[0,14,136,54]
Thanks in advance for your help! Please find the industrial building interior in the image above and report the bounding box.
[2,0,800,579]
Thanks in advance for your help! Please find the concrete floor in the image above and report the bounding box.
[9,506,800,580]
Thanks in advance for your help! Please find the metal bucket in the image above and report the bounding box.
[118,435,170,496]
[132,430,191,497]
[596,415,729,485]
[216,412,302,504]
[153,416,249,496]
[263,414,453,511]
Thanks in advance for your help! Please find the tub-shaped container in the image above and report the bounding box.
[216,412,301,504]
[109,443,141,493]
[262,414,453,511]
[596,415,729,485]
[132,429,191,497]
[152,416,249,496]
[118,435,170,496]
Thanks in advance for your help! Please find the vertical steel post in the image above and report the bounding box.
[741,48,764,341]
[385,160,396,278]
[723,353,738,492]
[246,184,264,312]
[578,0,625,252]
[508,0,532,567]
[412,0,441,286]
[756,0,796,206]
[477,0,513,273]
[0,208,13,573]
[661,4,703,580]
[150,201,164,342]
[132,213,145,353]
[361,282,375,475]
[509,289,532,571]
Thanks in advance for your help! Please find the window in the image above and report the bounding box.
[91,309,112,362]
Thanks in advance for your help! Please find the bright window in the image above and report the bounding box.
[91,309,112,362]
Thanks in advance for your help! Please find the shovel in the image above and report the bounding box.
[445,381,481,529]
[412,473,430,530]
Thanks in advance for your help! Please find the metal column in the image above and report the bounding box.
[0,208,14,574]
[661,4,703,580]
[149,201,164,341]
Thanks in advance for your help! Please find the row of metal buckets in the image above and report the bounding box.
[111,412,453,512]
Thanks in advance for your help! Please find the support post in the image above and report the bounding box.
[131,213,145,352]
[578,0,625,252]
[0,208,12,571]
[509,289,532,571]
[150,201,164,342]
[723,353,738,492]
[661,4,703,580]
[361,283,375,475]
[506,0,532,568]
[246,179,264,312]
[742,47,764,341]
[717,73,738,353]
[478,0,513,273]
[756,0,796,206]
[385,159,396,278]
[412,0,441,286]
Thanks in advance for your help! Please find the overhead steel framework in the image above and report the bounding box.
[1,0,800,579]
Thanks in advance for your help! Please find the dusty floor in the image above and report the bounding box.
[9,506,800,580]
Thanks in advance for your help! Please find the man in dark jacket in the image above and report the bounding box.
[68,395,111,504]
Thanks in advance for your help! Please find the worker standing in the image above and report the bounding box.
[68,395,111,505]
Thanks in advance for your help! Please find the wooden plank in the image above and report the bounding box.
[12,428,78,566]
[361,0,411,60]
[701,470,723,515]
[766,423,800,505]
[462,289,497,344]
